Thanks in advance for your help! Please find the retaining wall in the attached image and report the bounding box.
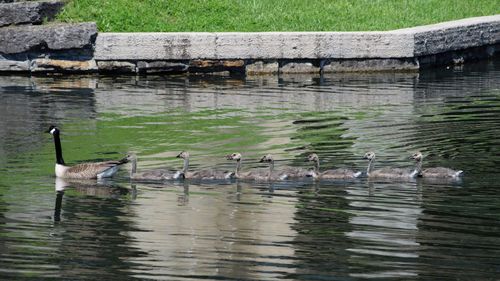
[0,3,499,75]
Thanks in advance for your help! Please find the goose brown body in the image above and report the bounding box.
[57,159,128,179]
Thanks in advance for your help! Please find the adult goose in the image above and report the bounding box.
[47,125,129,179]
[411,151,463,178]
[363,151,417,179]
[306,153,361,180]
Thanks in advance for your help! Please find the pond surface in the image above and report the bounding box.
[1,59,500,280]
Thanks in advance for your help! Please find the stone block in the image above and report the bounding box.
[322,58,419,72]
[97,61,136,73]
[188,59,244,73]
[0,59,29,71]
[30,58,97,72]
[0,22,97,54]
[136,61,188,73]
[0,1,64,27]
[280,62,320,74]
[245,61,279,74]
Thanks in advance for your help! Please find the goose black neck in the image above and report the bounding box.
[52,132,65,165]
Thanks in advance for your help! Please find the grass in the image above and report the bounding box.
[56,0,500,32]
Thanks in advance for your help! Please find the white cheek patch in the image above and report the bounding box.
[50,128,56,134]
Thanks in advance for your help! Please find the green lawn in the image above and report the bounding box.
[57,0,499,32]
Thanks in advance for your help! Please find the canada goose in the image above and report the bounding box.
[180,151,233,180]
[226,152,246,179]
[363,151,418,179]
[306,153,362,179]
[47,126,129,179]
[129,153,184,181]
[257,154,279,181]
[225,152,260,180]
[255,154,307,181]
[411,152,463,178]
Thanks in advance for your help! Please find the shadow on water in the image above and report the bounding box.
[0,57,500,280]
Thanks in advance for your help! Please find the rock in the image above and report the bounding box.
[97,61,136,73]
[245,61,279,74]
[280,62,320,74]
[136,61,188,73]
[0,58,29,71]
[30,58,97,72]
[322,58,419,72]
[189,59,244,73]
[0,23,97,54]
[0,1,65,27]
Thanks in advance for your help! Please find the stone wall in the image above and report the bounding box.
[0,1,499,75]
[0,1,98,73]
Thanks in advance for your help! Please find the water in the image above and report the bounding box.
[1,59,500,280]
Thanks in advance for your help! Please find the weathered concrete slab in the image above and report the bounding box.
[0,0,64,27]
[0,22,97,54]
[95,33,217,60]
[96,31,414,60]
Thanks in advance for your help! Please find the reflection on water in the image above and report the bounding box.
[1,58,500,280]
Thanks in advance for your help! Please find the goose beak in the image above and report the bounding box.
[225,154,232,160]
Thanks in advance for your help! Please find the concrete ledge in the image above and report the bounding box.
[95,32,415,60]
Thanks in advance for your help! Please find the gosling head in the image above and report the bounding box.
[47,125,60,135]
[259,154,274,163]
[307,153,319,163]
[411,151,423,162]
[363,151,376,161]
[126,153,137,161]
[176,151,189,159]
[226,152,242,161]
